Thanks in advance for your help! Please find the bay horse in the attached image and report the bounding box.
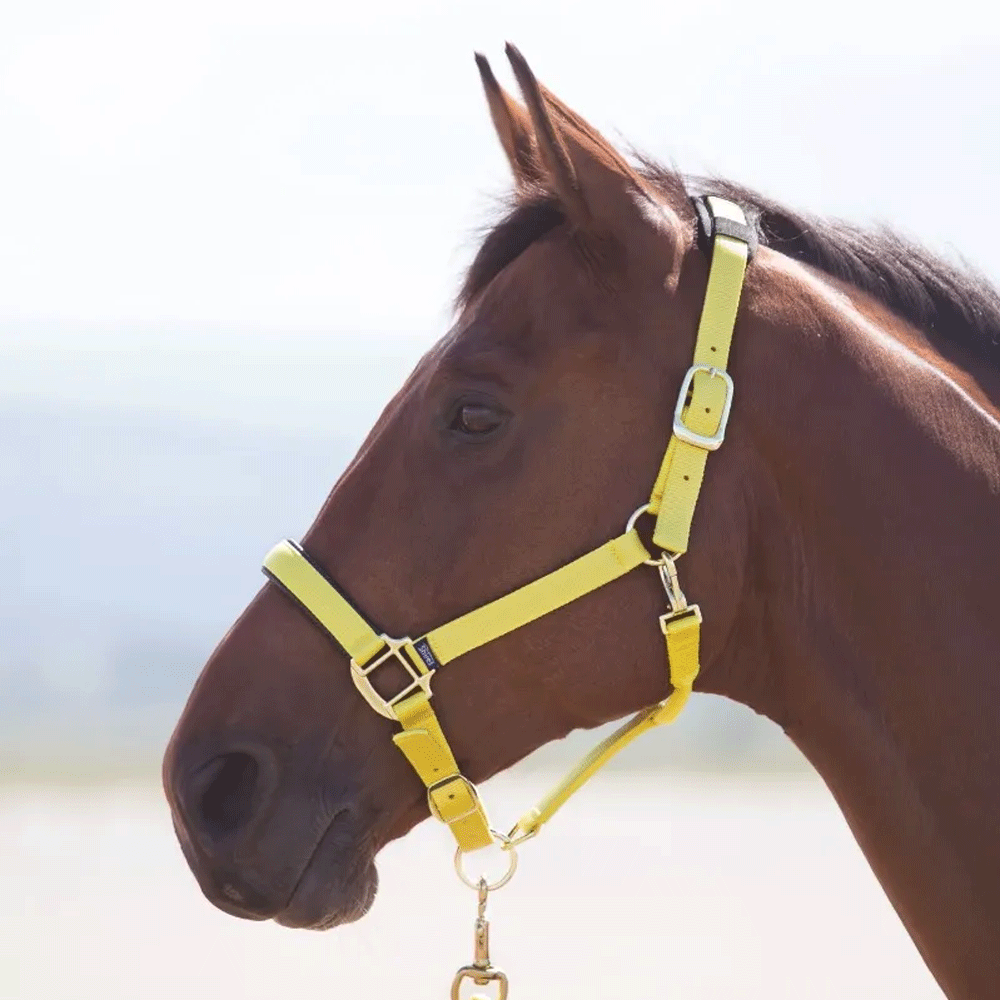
[163,45,1000,999]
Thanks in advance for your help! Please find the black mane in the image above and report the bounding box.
[461,164,1000,373]
[666,166,1000,373]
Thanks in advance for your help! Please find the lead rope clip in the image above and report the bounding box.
[451,877,510,1000]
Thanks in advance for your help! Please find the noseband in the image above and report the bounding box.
[262,196,753,859]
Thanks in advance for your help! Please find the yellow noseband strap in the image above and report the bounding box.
[261,196,751,853]
[263,529,652,852]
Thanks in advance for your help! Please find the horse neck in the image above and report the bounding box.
[731,250,1000,999]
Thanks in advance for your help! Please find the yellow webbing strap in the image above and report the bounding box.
[510,609,702,842]
[262,541,385,665]
[393,692,494,851]
[649,197,749,555]
[422,530,650,663]
[259,196,751,854]
[263,541,495,852]
[507,197,750,842]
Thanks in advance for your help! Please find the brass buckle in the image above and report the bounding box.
[673,364,734,451]
[349,635,432,720]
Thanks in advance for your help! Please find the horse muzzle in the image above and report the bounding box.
[164,735,379,930]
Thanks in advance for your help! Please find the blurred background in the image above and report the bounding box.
[3,1,997,997]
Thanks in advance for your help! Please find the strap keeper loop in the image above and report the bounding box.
[428,774,484,825]
[691,194,758,260]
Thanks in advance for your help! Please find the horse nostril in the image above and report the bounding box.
[196,752,260,840]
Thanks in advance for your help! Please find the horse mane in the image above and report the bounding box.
[670,166,1000,373]
[461,161,1000,374]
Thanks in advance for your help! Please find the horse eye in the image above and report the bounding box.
[450,402,503,436]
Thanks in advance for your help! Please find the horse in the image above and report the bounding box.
[162,45,1000,999]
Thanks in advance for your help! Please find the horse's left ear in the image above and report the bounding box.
[504,43,677,252]
[475,52,544,192]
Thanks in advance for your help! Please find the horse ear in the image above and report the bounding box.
[504,43,669,241]
[475,53,544,192]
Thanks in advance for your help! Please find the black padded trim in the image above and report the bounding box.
[262,540,375,660]
[691,195,757,262]
[713,215,755,246]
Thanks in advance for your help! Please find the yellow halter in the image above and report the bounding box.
[262,196,751,858]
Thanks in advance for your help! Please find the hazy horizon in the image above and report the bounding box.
[4,0,1000,766]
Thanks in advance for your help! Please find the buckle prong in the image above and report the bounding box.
[673,364,734,451]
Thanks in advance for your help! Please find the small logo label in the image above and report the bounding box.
[413,638,439,670]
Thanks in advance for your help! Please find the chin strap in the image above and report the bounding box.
[262,195,752,854]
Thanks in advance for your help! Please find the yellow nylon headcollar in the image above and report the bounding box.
[261,195,752,854]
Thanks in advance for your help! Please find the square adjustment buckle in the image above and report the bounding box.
[673,364,734,451]
[350,635,432,720]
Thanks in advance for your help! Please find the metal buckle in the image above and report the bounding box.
[349,635,432,720]
[673,364,734,451]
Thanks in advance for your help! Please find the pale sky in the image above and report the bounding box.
[2,0,999,712]
[2,0,998,342]
[1,0,998,433]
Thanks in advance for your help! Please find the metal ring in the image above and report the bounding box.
[625,502,651,536]
[454,830,518,891]
[624,503,675,567]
